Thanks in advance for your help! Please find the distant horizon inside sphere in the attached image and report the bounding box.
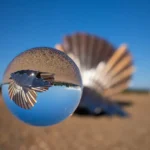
[2,47,83,127]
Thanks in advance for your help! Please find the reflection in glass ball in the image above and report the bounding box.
[2,47,83,126]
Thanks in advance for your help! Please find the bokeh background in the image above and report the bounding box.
[0,0,150,150]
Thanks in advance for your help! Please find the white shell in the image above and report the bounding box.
[55,32,135,98]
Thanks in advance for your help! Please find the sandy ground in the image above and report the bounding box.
[0,93,150,150]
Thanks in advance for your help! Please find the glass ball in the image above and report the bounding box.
[2,47,83,127]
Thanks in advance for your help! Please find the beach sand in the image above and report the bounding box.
[0,93,149,150]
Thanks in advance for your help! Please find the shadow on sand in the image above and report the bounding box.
[74,87,133,117]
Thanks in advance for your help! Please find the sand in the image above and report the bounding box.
[3,48,81,85]
[0,93,149,150]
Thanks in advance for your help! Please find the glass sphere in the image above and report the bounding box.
[2,47,83,127]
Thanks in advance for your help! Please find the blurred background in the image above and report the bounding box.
[0,0,150,150]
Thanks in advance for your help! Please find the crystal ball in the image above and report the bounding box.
[2,47,83,126]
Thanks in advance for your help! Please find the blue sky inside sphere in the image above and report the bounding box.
[2,84,82,126]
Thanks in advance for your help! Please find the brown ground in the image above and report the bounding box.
[0,93,150,150]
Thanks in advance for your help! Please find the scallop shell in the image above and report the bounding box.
[55,32,135,98]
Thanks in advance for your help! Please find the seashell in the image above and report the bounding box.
[55,32,135,116]
[55,32,135,100]
[8,70,55,109]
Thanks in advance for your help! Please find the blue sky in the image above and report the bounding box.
[2,84,82,126]
[0,0,150,89]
